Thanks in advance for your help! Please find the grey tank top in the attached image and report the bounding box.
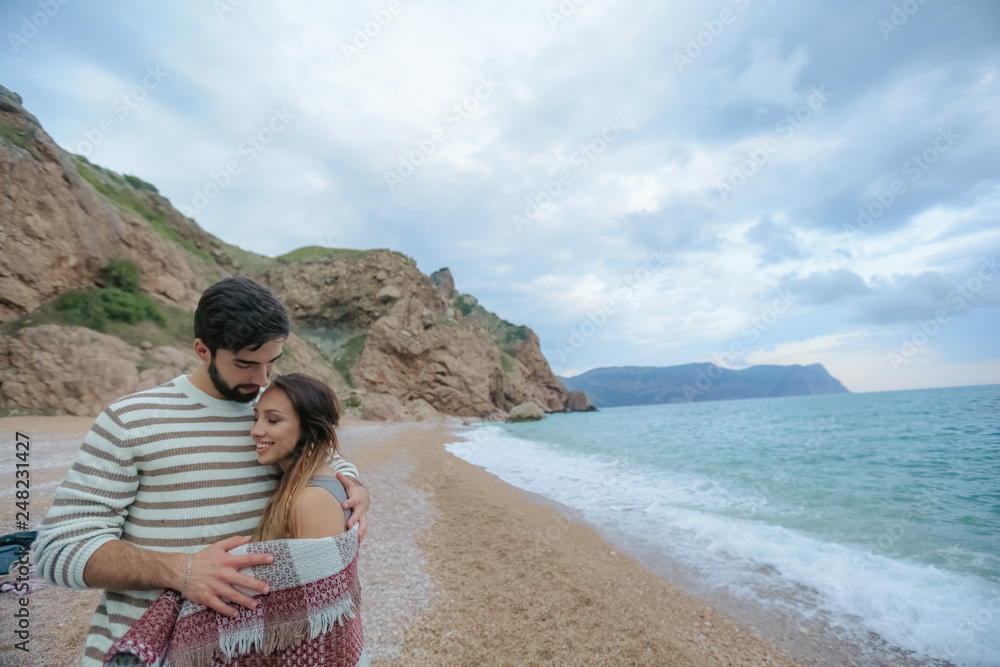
[307,475,352,522]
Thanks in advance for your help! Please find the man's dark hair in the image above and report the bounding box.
[194,277,290,354]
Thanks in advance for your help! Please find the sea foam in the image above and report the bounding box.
[447,418,1000,666]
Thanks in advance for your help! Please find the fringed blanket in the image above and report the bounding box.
[104,525,366,667]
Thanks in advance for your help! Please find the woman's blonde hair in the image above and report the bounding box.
[251,373,341,542]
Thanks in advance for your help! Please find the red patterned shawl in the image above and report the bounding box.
[104,525,365,667]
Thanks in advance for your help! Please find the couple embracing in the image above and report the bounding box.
[34,277,372,666]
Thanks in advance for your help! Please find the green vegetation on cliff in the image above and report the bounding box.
[5,293,194,349]
[56,288,165,331]
[453,294,475,316]
[0,117,37,157]
[73,156,215,264]
[105,258,141,291]
[215,240,278,274]
[277,246,374,264]
[0,88,43,161]
[3,259,194,349]
[452,293,529,359]
[333,334,367,388]
[53,259,166,332]
[70,152,278,277]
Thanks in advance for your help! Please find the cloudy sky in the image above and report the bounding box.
[3,0,999,393]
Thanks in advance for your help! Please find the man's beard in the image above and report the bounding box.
[208,357,261,403]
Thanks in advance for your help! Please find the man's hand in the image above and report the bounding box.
[182,535,275,618]
[337,472,370,542]
[83,535,275,618]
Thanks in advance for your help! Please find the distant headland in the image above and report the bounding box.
[559,363,849,408]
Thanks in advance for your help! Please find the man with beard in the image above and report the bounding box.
[33,277,371,665]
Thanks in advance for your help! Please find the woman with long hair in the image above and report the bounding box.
[105,373,366,665]
[250,372,352,541]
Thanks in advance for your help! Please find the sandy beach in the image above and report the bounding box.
[0,416,800,666]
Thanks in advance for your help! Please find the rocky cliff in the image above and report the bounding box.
[0,85,571,419]
[559,363,849,407]
[0,90,207,320]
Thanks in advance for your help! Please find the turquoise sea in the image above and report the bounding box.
[447,385,1000,666]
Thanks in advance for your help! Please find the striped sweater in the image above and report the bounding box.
[32,375,359,666]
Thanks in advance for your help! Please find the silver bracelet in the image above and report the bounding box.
[180,553,194,598]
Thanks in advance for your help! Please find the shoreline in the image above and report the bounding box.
[566,510,954,667]
[391,421,801,666]
[2,415,803,665]
[434,421,969,667]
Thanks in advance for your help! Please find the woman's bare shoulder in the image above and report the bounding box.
[291,487,347,538]
[293,486,342,514]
